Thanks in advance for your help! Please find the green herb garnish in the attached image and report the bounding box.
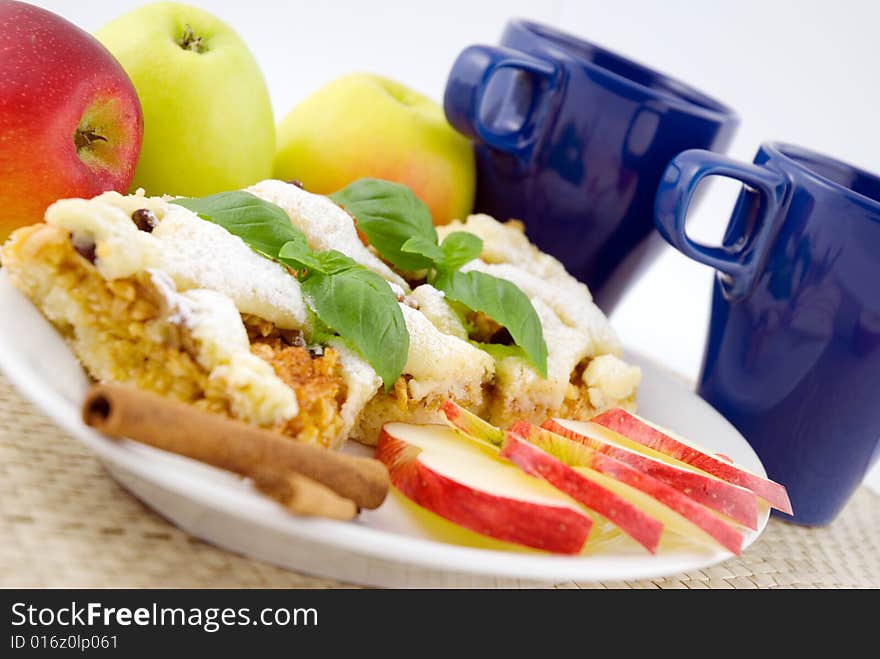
[171,191,300,260]
[172,192,408,389]
[331,179,548,377]
[433,269,547,377]
[330,178,437,272]
[436,231,483,271]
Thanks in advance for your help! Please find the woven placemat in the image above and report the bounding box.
[1,374,877,589]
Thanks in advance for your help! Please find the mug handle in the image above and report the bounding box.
[654,149,791,298]
[444,44,561,157]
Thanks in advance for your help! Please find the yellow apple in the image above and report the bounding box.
[274,73,475,225]
[95,2,274,196]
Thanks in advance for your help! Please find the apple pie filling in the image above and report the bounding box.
[244,317,348,447]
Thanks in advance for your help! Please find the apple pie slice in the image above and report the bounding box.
[384,211,641,431]
[0,190,379,448]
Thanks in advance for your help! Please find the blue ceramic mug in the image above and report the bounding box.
[655,142,880,526]
[444,19,738,308]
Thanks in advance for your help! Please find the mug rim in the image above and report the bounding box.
[510,18,738,124]
[765,141,880,214]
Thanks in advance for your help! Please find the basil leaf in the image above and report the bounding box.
[439,232,483,270]
[329,178,437,271]
[278,237,324,273]
[401,236,444,263]
[172,191,301,259]
[302,256,409,390]
[314,250,363,275]
[434,269,548,378]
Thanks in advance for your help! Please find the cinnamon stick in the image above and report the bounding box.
[82,382,389,510]
[251,468,358,521]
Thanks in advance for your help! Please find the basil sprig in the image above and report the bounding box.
[172,192,408,389]
[330,178,437,272]
[433,269,548,377]
[331,179,548,377]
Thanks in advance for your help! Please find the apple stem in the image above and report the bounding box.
[74,128,107,151]
[178,24,207,53]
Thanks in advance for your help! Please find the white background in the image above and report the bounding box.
[28,0,880,490]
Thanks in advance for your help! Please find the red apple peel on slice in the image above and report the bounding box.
[376,424,593,554]
[541,419,759,529]
[589,409,792,515]
[509,422,745,556]
[440,400,504,446]
[441,401,666,553]
[500,433,664,553]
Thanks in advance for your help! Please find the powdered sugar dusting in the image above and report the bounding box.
[155,205,309,330]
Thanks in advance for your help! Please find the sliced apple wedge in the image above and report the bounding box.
[376,423,593,554]
[541,419,758,529]
[441,400,756,530]
[586,409,793,515]
[441,401,666,552]
[508,422,744,555]
[440,400,504,447]
[498,434,663,553]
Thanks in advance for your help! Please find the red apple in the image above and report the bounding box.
[509,422,744,555]
[0,0,142,241]
[541,419,758,529]
[588,409,793,514]
[376,423,593,554]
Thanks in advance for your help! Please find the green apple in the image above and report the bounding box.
[95,2,274,196]
[274,73,475,225]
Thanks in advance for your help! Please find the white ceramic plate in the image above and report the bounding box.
[0,271,768,587]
